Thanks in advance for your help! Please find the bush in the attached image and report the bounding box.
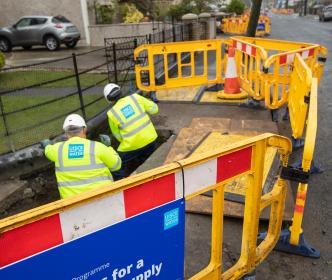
[0,51,5,69]
[226,0,246,15]
[95,3,115,24]
[123,3,144,23]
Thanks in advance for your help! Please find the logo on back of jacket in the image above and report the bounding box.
[68,144,84,159]
[121,104,136,119]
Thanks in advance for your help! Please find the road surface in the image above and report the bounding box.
[185,13,332,279]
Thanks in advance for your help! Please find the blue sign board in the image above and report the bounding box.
[257,23,266,31]
[0,199,185,280]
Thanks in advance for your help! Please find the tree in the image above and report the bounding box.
[246,0,263,37]
[151,1,171,21]
[226,0,246,15]
[167,1,195,20]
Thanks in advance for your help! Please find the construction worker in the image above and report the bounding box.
[103,83,158,179]
[41,114,121,199]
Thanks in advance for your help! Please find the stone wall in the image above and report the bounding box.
[89,22,172,46]
[0,0,88,45]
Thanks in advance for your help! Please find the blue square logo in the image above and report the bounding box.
[68,144,84,159]
[120,104,135,119]
[164,208,179,230]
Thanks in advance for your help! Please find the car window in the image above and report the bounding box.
[16,18,31,28]
[52,16,71,23]
[30,18,47,25]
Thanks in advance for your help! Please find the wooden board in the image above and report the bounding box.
[186,181,294,221]
[164,118,232,164]
[156,85,200,102]
[164,117,279,165]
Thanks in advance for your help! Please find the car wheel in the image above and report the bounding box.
[0,37,12,52]
[44,35,59,51]
[23,46,32,50]
[65,41,78,48]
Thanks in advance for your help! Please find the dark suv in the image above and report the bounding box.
[0,15,80,52]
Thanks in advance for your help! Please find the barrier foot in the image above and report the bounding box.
[291,136,305,150]
[205,84,223,92]
[258,229,320,258]
[282,107,290,121]
[241,271,256,280]
[238,98,262,108]
[271,109,279,122]
[149,91,159,103]
[293,159,324,174]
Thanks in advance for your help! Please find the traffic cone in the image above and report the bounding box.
[217,47,248,100]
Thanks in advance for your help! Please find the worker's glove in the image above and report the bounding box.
[40,139,52,148]
[99,134,111,147]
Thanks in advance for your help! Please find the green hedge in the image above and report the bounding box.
[0,51,5,69]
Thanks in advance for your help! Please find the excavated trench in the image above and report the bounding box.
[0,118,172,220]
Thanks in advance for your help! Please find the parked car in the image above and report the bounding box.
[319,5,332,21]
[0,15,80,52]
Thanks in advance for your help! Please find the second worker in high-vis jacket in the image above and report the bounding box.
[103,83,159,179]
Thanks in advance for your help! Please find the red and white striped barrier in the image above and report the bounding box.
[279,48,315,65]
[233,40,257,57]
[0,146,252,268]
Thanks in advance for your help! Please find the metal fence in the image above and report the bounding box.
[0,22,190,155]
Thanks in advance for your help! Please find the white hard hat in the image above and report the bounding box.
[63,114,86,130]
[103,83,121,102]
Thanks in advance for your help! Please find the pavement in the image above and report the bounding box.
[3,45,107,69]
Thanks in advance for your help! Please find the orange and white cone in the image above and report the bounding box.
[217,47,247,100]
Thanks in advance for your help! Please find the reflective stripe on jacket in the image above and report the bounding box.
[45,137,121,199]
[107,93,158,152]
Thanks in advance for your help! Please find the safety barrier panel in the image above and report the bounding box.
[0,133,291,279]
[222,15,271,36]
[289,78,317,246]
[231,37,327,109]
[134,39,230,91]
[287,54,312,139]
[272,8,294,14]
[221,17,248,35]
[231,37,268,100]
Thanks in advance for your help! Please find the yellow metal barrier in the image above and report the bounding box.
[134,39,230,91]
[0,134,292,279]
[289,78,318,245]
[222,15,271,36]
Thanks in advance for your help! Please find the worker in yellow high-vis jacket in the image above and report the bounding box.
[41,114,121,199]
[103,83,158,179]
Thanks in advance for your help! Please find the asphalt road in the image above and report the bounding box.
[185,14,332,279]
[257,13,332,279]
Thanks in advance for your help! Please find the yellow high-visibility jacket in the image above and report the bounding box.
[45,137,121,199]
[107,93,158,152]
